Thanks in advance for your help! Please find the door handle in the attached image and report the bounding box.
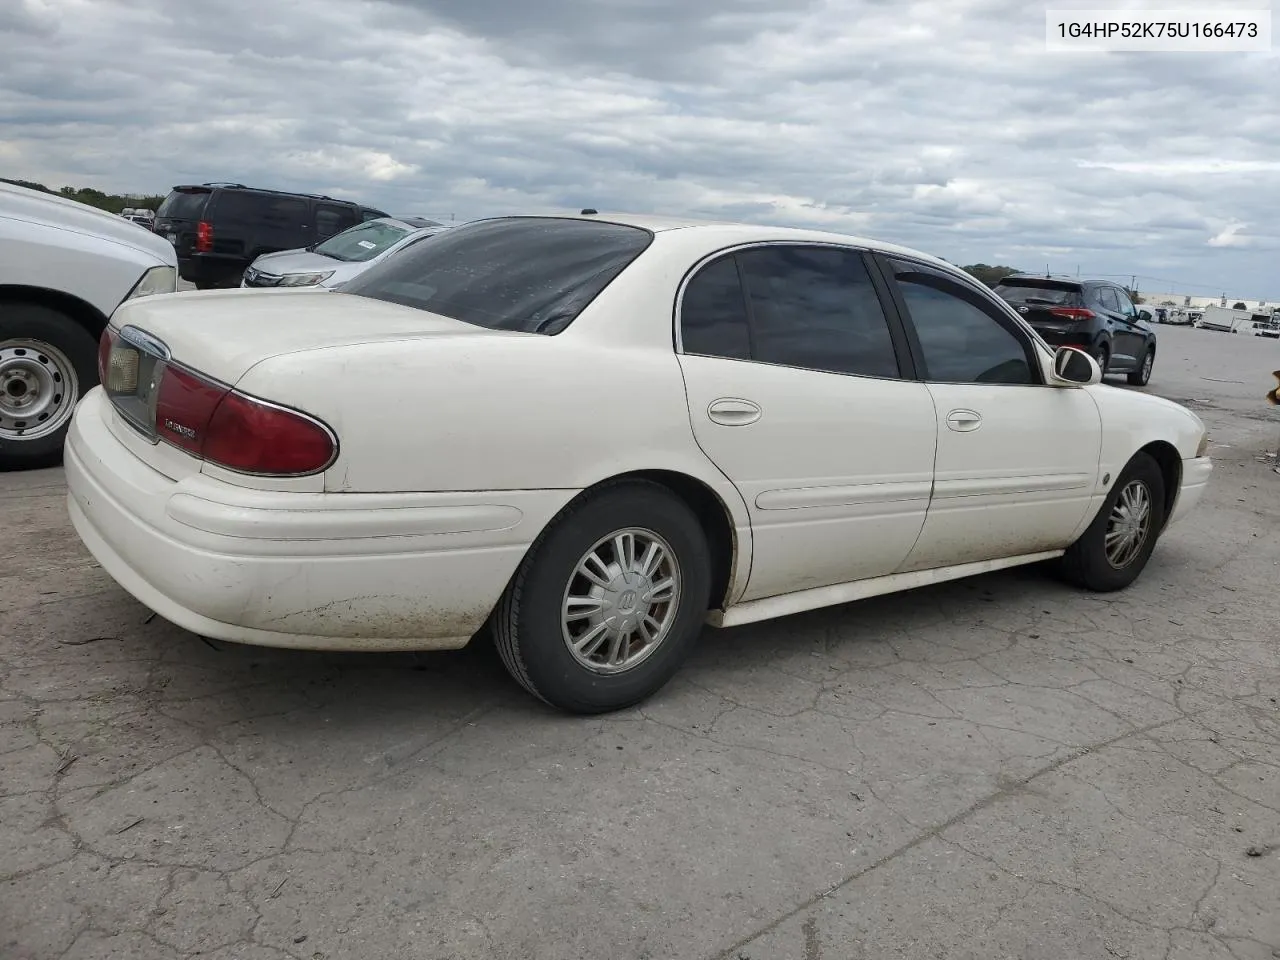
[945,409,983,432]
[707,398,762,426]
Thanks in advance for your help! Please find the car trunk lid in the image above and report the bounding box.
[108,288,522,386]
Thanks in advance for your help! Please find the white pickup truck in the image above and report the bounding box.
[0,181,178,469]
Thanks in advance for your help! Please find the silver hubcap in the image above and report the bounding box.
[561,527,682,674]
[1105,480,1152,569]
[0,339,78,442]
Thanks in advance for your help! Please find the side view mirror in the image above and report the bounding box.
[1050,346,1102,386]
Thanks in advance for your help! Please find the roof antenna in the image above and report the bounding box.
[580,207,598,215]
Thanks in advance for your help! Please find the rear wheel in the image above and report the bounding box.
[1127,347,1155,386]
[0,304,98,471]
[1091,342,1111,375]
[1059,452,1165,592]
[492,480,712,714]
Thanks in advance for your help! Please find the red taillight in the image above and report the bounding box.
[195,220,213,252]
[202,392,336,475]
[1048,307,1096,321]
[154,365,335,475]
[155,366,226,457]
[97,326,117,384]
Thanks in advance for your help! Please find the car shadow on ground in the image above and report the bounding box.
[38,558,1142,735]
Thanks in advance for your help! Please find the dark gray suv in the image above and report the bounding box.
[994,275,1158,386]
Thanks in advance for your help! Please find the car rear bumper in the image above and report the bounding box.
[65,389,574,651]
[1027,326,1092,349]
[1168,456,1213,528]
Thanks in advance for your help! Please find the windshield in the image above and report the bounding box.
[993,281,1080,306]
[341,217,653,334]
[314,220,413,262]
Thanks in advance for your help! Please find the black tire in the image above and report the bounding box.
[1091,342,1111,375]
[194,280,218,290]
[492,479,712,714]
[1127,347,1155,386]
[0,303,99,471]
[1059,452,1166,592]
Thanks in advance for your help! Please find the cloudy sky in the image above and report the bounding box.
[3,0,1278,297]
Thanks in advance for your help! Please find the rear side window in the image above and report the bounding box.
[156,190,209,220]
[737,246,901,379]
[342,217,653,334]
[680,256,752,360]
[212,191,307,224]
[1098,287,1121,312]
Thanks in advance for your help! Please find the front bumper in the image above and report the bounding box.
[177,253,248,285]
[65,389,573,651]
[1167,456,1213,528]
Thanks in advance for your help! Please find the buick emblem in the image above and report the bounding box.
[1018,305,1029,314]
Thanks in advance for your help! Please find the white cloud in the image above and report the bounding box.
[1208,221,1251,248]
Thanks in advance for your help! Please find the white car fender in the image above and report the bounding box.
[232,335,757,599]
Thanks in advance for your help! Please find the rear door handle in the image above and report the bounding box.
[946,409,983,432]
[707,398,762,426]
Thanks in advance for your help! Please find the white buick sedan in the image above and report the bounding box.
[66,213,1212,713]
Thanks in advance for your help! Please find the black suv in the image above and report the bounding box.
[153,183,389,289]
[993,275,1158,386]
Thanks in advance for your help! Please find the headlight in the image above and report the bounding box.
[125,265,177,300]
[278,271,335,287]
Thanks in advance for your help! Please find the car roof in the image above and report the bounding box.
[1002,274,1123,288]
[169,183,360,205]
[481,211,959,272]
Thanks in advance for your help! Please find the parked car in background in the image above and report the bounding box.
[242,217,448,290]
[68,213,1211,713]
[1138,306,1168,324]
[153,183,389,290]
[0,180,177,469]
[992,275,1158,386]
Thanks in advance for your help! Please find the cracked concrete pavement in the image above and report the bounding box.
[2,324,1278,959]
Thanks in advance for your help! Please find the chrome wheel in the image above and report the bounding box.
[561,527,682,674]
[0,339,78,442]
[1105,480,1152,569]
[1141,351,1154,380]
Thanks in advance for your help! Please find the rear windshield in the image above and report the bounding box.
[157,190,210,220]
[993,281,1081,306]
[341,217,653,334]
[315,220,413,262]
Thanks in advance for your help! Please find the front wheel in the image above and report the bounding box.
[1127,348,1155,386]
[492,480,712,714]
[1059,452,1165,592]
[0,304,99,471]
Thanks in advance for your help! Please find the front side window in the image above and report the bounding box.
[342,217,653,334]
[889,260,1036,385]
[736,246,901,378]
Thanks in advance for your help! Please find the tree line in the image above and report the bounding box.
[2,178,166,215]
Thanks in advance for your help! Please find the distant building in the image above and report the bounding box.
[1140,291,1269,311]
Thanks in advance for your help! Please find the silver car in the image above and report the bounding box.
[241,217,447,290]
